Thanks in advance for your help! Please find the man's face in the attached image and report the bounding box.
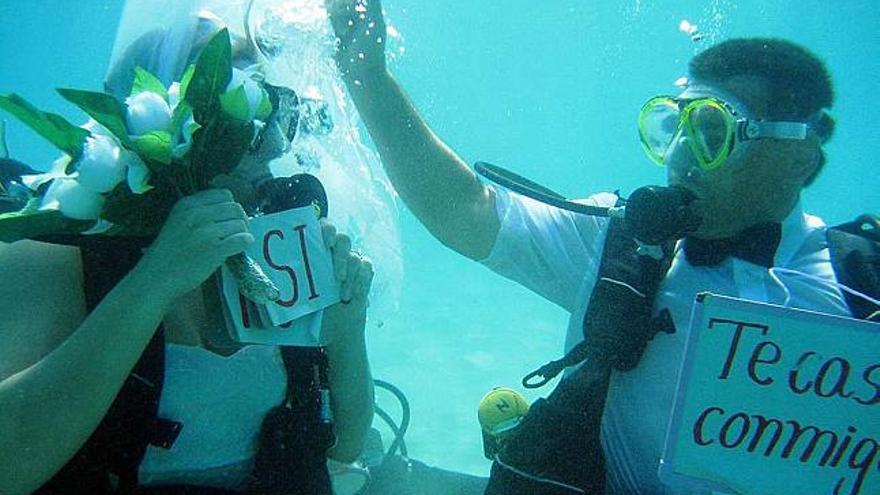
[663,79,812,239]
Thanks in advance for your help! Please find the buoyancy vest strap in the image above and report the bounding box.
[522,214,676,388]
[495,215,675,495]
[582,216,676,371]
[247,347,334,495]
[828,216,880,321]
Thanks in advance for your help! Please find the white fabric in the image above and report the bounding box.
[481,186,851,495]
[139,343,287,489]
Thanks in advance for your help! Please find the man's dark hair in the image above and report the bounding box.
[690,38,834,186]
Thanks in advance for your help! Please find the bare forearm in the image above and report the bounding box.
[346,69,499,259]
[325,316,374,463]
[0,263,176,494]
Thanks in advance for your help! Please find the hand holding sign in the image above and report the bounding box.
[320,218,375,346]
[219,206,343,346]
[320,219,374,305]
[143,189,253,300]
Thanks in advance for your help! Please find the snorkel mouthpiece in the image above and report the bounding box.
[624,185,701,245]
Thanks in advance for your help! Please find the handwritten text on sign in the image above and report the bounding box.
[220,206,338,346]
[661,294,879,495]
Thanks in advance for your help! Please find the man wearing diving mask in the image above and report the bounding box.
[328,1,875,494]
[641,82,829,243]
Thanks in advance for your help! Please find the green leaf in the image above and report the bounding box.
[185,28,232,125]
[132,131,173,165]
[255,87,272,121]
[131,66,169,102]
[191,119,254,185]
[179,64,196,102]
[0,93,88,158]
[56,88,131,146]
[219,85,251,122]
[0,118,9,158]
[170,100,193,139]
[0,208,92,243]
[100,181,178,236]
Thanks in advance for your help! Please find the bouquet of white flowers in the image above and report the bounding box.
[0,28,281,303]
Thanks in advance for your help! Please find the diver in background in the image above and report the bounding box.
[0,5,375,494]
[327,1,872,494]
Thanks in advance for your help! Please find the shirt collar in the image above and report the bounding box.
[775,199,822,268]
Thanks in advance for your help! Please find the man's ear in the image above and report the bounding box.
[803,142,822,183]
[787,139,822,184]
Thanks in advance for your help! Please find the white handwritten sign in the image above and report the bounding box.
[219,206,339,346]
[660,293,880,495]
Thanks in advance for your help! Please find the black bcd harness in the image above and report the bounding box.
[485,213,880,495]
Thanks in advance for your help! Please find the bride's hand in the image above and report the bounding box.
[326,0,387,81]
[319,219,374,344]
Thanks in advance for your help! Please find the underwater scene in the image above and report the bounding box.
[0,0,878,494]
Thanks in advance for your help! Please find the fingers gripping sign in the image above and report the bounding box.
[319,218,374,346]
[320,219,374,305]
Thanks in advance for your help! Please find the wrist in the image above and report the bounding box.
[127,252,188,311]
[340,64,391,89]
[323,306,367,348]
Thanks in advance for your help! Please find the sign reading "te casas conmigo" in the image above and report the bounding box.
[661,293,879,495]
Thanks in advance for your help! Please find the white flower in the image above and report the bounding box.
[168,82,181,109]
[126,91,172,136]
[76,134,125,193]
[170,114,198,160]
[40,177,105,220]
[21,154,71,190]
[172,142,192,161]
[122,149,153,194]
[80,118,115,138]
[222,68,264,121]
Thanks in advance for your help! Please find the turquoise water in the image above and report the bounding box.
[2,0,878,480]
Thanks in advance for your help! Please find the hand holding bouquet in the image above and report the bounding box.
[0,29,281,303]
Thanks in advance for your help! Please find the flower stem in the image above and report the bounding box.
[225,251,280,304]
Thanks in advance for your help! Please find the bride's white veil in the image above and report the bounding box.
[105,0,403,318]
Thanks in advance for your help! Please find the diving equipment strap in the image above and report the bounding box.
[827,214,880,321]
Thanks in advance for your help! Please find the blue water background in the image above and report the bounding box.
[1,0,878,477]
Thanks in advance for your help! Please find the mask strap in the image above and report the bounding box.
[743,121,810,141]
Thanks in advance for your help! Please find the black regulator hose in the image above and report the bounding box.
[474,161,701,244]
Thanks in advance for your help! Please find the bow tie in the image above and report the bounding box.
[683,223,782,268]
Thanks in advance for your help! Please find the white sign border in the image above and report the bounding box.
[659,292,880,494]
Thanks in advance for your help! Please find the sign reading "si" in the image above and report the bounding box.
[219,206,339,346]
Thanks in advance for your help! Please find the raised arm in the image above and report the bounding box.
[0,190,252,495]
[327,0,500,260]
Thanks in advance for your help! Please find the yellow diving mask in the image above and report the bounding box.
[638,95,815,171]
